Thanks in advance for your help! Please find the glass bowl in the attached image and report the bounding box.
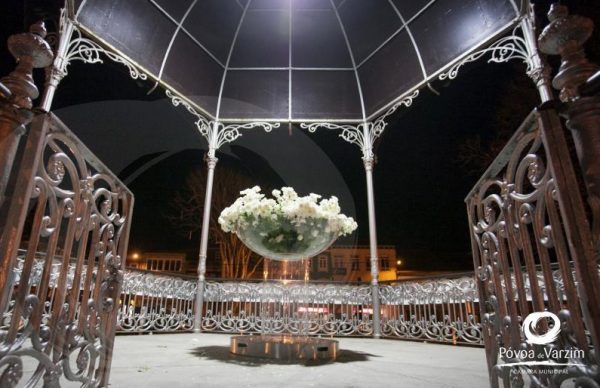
[236,217,339,261]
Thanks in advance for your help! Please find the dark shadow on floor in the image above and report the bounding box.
[190,346,379,367]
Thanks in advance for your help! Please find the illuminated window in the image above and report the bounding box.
[381,257,390,271]
[334,256,344,268]
[351,256,359,271]
[319,256,328,270]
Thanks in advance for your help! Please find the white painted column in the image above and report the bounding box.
[521,13,554,103]
[362,125,381,338]
[194,125,219,332]
[40,18,74,112]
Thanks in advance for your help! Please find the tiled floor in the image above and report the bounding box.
[103,333,488,388]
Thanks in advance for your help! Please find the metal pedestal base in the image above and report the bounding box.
[230,335,338,362]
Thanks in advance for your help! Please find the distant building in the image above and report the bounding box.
[311,245,398,282]
[127,245,400,282]
[262,245,399,282]
[126,252,186,273]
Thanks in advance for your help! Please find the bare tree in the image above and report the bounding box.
[167,166,263,279]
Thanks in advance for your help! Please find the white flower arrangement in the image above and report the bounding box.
[218,187,357,256]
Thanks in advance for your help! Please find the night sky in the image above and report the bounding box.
[1,0,598,272]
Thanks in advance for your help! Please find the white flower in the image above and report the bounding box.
[218,186,358,237]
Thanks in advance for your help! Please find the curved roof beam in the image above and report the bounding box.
[387,0,428,81]
[330,0,367,123]
[216,0,251,121]
[156,0,198,83]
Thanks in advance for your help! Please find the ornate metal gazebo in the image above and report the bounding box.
[42,0,553,339]
[1,0,599,387]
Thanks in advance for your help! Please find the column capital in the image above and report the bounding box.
[204,152,219,169]
[362,155,376,171]
[370,262,379,285]
[197,254,207,280]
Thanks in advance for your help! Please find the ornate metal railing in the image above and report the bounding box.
[201,281,376,337]
[196,277,483,344]
[117,271,196,333]
[0,114,134,388]
[8,255,597,352]
[466,108,600,386]
[380,276,481,344]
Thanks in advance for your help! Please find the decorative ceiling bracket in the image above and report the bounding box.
[52,12,148,85]
[40,9,150,110]
[439,25,532,81]
[300,90,418,162]
[438,13,549,90]
[166,89,280,159]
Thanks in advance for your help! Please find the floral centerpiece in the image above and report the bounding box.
[218,187,357,261]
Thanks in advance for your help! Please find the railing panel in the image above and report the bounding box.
[117,271,196,333]
[201,281,375,336]
[380,277,482,344]
[0,113,134,387]
[466,109,599,386]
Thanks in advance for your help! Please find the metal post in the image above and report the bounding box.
[193,125,219,333]
[539,4,600,248]
[0,22,53,316]
[520,7,554,103]
[362,131,381,338]
[40,16,74,112]
[537,3,600,350]
[0,22,53,208]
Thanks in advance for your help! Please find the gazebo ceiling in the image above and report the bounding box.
[74,0,523,123]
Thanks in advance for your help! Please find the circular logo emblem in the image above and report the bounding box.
[523,311,561,345]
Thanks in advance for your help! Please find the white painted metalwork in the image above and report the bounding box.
[300,89,418,338]
[330,0,367,122]
[215,0,251,121]
[438,5,553,102]
[300,90,419,161]
[40,10,148,111]
[155,1,199,82]
[118,271,196,333]
[386,0,428,80]
[7,258,591,347]
[166,88,279,332]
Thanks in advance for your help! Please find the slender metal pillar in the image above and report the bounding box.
[40,17,74,112]
[362,135,381,338]
[193,126,219,332]
[520,10,554,103]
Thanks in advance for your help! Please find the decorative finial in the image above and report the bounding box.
[538,4,598,101]
[1,21,54,109]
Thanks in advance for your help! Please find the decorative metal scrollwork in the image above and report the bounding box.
[466,110,600,386]
[0,114,133,387]
[439,24,534,82]
[54,16,147,83]
[166,89,280,152]
[117,271,196,333]
[300,90,419,160]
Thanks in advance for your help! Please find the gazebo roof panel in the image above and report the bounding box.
[74,0,522,122]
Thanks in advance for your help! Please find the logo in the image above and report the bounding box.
[522,311,561,345]
[498,311,585,375]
